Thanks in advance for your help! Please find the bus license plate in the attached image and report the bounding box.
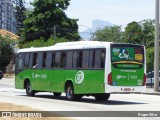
[124,88,131,91]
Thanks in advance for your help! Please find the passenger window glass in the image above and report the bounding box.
[101,50,105,68]
[60,52,67,68]
[29,53,33,68]
[37,53,43,69]
[43,53,47,68]
[17,54,24,69]
[78,51,83,68]
[82,51,89,69]
[54,52,61,68]
[92,49,105,69]
[46,52,52,68]
[73,51,78,68]
[89,51,93,69]
[66,52,73,69]
[24,53,30,68]
[32,53,38,68]
[52,53,55,68]
[94,50,101,68]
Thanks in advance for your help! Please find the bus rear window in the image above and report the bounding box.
[111,45,144,63]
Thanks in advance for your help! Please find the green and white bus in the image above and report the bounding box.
[15,41,146,101]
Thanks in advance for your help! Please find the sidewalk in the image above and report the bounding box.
[3,74,15,78]
[145,87,160,95]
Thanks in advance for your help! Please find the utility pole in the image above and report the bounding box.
[154,0,160,92]
[54,25,56,45]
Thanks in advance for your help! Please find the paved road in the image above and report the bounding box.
[0,78,160,120]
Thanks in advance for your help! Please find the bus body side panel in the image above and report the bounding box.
[15,69,106,94]
[15,72,24,89]
[66,70,105,94]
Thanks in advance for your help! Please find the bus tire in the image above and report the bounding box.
[95,93,110,101]
[65,84,81,101]
[26,82,35,96]
[53,92,62,97]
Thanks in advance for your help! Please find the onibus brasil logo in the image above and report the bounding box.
[75,71,84,84]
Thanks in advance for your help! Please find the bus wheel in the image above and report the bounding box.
[95,93,110,101]
[53,92,62,97]
[65,84,81,101]
[26,82,35,96]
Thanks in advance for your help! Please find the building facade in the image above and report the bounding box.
[0,0,16,33]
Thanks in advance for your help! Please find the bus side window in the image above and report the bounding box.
[51,53,55,68]
[78,51,83,68]
[73,51,78,69]
[37,53,43,69]
[89,50,94,69]
[16,53,24,70]
[43,53,47,68]
[82,51,89,69]
[93,50,101,69]
[60,52,67,68]
[29,53,33,68]
[54,52,61,68]
[46,52,52,69]
[32,53,38,68]
[66,51,73,69]
[24,53,30,68]
[101,50,105,68]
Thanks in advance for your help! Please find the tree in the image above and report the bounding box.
[21,0,80,42]
[94,25,122,42]
[146,48,154,72]
[14,0,26,35]
[123,20,154,47]
[123,21,143,44]
[0,36,14,71]
[139,19,154,48]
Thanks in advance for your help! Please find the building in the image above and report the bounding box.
[0,0,16,33]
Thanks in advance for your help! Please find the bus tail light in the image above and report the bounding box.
[142,73,146,86]
[108,73,112,85]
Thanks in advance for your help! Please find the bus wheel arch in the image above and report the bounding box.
[65,80,81,101]
[24,78,35,96]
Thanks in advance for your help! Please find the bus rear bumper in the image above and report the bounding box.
[105,84,146,93]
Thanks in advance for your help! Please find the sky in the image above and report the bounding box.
[26,0,155,32]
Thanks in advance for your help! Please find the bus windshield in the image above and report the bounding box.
[111,44,144,64]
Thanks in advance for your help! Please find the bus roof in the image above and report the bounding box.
[17,41,113,53]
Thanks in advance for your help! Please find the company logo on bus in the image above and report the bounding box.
[75,71,84,84]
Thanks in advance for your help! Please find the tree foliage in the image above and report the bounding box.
[15,0,26,35]
[123,21,143,44]
[146,48,154,72]
[20,37,67,48]
[94,25,122,42]
[123,20,154,47]
[21,0,80,42]
[140,19,154,48]
[0,36,14,71]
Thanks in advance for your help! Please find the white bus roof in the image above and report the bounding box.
[17,41,113,53]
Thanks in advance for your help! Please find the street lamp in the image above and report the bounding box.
[79,25,94,40]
